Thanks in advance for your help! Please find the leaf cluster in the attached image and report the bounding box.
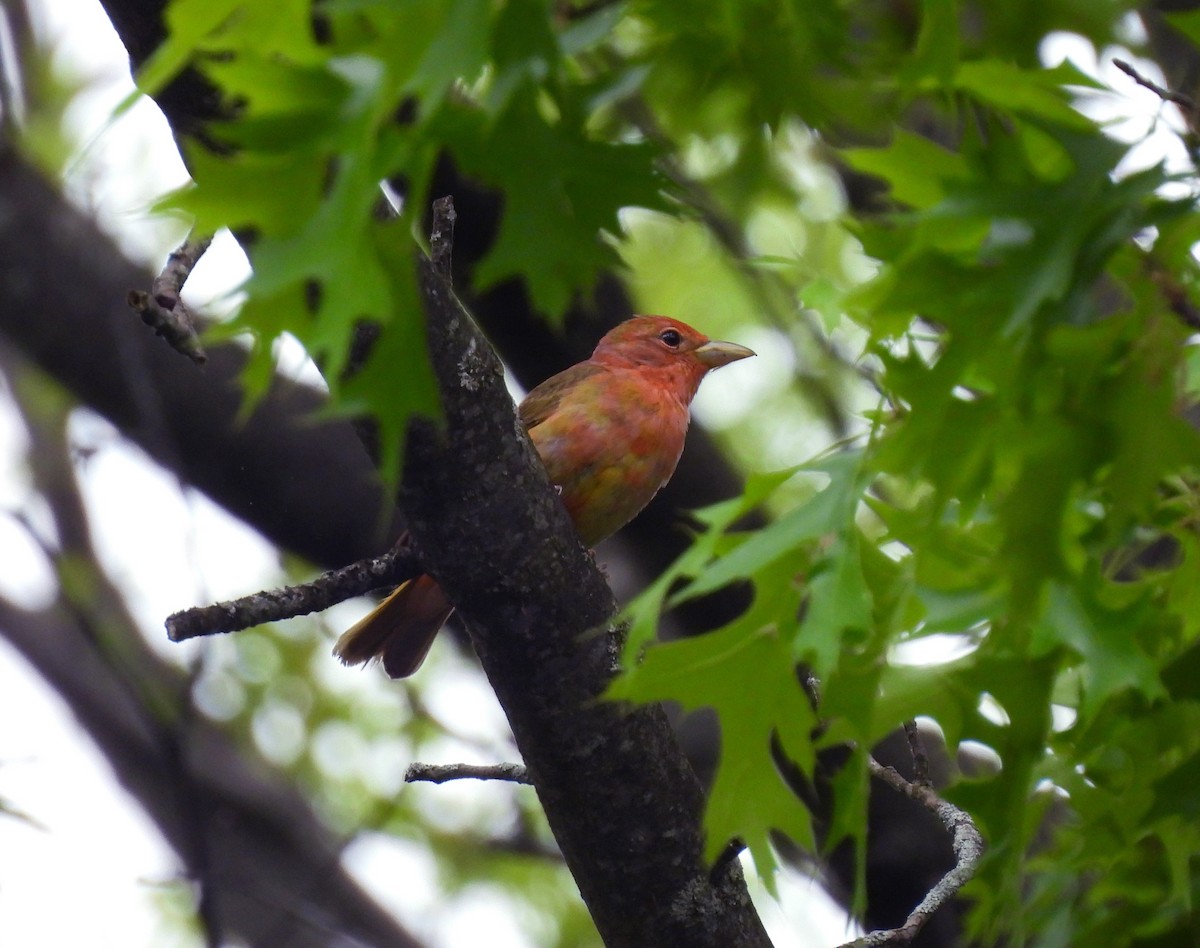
[142,0,664,480]
[612,6,1200,945]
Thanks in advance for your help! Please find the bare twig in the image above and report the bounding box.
[838,758,984,947]
[163,200,449,645]
[128,235,211,365]
[154,235,213,309]
[166,540,423,642]
[1113,58,1196,112]
[902,719,931,788]
[405,762,532,785]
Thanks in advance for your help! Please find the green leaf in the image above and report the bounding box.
[158,148,325,237]
[407,0,492,110]
[902,0,959,86]
[450,86,663,316]
[673,451,865,604]
[1034,581,1165,719]
[336,243,441,485]
[608,612,818,881]
[874,654,980,749]
[136,0,244,95]
[619,466,804,655]
[954,60,1097,130]
[138,0,321,95]
[795,529,874,677]
[1164,8,1200,52]
[842,131,969,210]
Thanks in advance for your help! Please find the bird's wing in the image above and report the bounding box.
[517,361,606,430]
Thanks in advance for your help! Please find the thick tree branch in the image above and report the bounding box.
[399,211,771,946]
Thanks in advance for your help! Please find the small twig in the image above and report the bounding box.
[128,235,212,365]
[166,540,423,642]
[154,235,213,309]
[1113,58,1196,112]
[405,762,532,785]
[838,758,985,947]
[902,719,931,788]
[429,195,456,281]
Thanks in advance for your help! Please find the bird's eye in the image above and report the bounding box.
[659,329,682,348]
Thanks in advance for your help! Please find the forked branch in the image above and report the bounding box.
[128,235,211,364]
[839,723,984,947]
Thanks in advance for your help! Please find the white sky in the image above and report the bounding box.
[0,2,1185,946]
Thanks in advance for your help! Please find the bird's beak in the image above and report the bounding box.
[694,339,756,369]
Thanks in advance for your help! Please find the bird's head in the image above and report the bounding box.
[591,316,756,388]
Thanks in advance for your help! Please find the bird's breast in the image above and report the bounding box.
[528,371,691,546]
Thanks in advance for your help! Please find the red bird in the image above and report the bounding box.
[334,315,755,677]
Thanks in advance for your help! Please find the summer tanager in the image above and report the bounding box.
[334,315,755,677]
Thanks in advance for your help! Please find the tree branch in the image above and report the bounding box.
[127,234,211,365]
[838,757,984,948]
[166,538,423,641]
[902,719,931,789]
[1113,57,1197,112]
[398,203,772,945]
[429,195,456,278]
[405,762,532,785]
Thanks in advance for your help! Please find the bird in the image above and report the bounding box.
[334,315,756,678]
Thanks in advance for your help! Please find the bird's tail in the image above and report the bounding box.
[333,574,454,679]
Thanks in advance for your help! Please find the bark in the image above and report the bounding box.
[400,241,772,945]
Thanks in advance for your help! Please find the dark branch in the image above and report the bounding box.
[405,762,532,785]
[154,235,212,310]
[128,235,211,364]
[1113,58,1196,112]
[839,758,984,947]
[902,719,931,789]
[166,540,422,642]
[400,201,773,945]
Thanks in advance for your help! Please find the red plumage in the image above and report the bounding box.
[334,315,754,678]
